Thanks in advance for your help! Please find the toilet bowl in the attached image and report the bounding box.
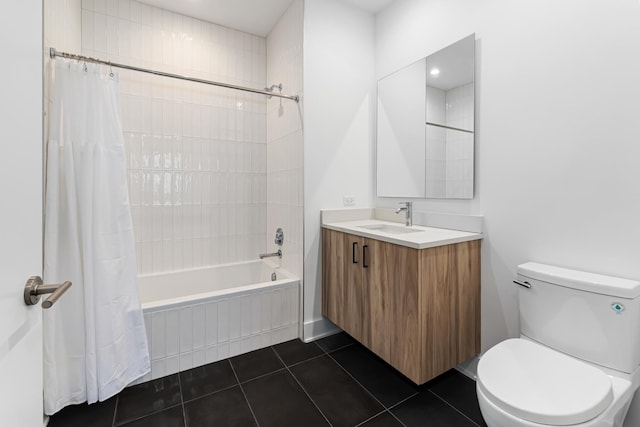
[477,263,640,427]
[477,338,638,427]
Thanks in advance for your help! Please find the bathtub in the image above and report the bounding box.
[134,260,300,384]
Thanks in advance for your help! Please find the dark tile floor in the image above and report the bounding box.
[48,333,487,427]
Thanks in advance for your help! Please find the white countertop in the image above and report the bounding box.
[322,219,482,249]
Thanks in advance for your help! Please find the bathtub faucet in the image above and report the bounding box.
[259,250,282,259]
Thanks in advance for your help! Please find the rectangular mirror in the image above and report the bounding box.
[376,34,475,199]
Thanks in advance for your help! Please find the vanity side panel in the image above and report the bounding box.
[420,240,481,383]
[385,242,421,382]
[454,239,481,362]
[420,245,455,382]
[322,229,345,327]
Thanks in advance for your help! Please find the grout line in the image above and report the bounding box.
[388,409,409,427]
[177,373,188,427]
[283,351,327,369]
[270,346,334,427]
[386,392,419,411]
[180,381,239,404]
[428,390,482,427]
[238,367,288,386]
[353,410,388,427]
[229,357,261,427]
[384,392,419,427]
[111,394,119,427]
[111,403,184,427]
[324,349,394,410]
[181,360,242,405]
[316,338,355,355]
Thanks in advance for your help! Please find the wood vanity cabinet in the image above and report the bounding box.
[321,228,480,384]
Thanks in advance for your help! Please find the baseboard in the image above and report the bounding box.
[302,317,340,343]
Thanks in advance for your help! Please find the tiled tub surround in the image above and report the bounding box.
[81,0,271,274]
[135,260,300,384]
[266,0,304,279]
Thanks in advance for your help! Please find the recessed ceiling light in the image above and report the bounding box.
[430,68,440,76]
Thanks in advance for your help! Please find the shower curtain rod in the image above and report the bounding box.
[49,48,300,103]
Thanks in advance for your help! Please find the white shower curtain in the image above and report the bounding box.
[43,59,150,415]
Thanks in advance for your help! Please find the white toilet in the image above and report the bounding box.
[477,262,640,427]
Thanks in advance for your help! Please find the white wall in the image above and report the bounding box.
[303,0,376,338]
[376,0,640,423]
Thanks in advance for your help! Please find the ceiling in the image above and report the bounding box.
[138,0,396,37]
[341,0,396,14]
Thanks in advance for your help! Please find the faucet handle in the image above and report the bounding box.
[274,228,284,246]
[398,201,412,207]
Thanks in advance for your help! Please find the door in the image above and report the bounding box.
[0,2,44,426]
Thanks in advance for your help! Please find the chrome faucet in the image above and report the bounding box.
[259,250,282,259]
[395,202,413,227]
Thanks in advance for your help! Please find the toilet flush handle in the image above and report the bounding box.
[513,280,532,289]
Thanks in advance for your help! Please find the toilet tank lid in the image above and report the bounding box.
[518,262,640,299]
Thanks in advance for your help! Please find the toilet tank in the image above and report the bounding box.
[517,262,640,374]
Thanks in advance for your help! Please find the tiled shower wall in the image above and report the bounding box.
[81,0,269,274]
[266,0,304,278]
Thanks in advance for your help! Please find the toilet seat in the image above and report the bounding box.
[477,338,614,426]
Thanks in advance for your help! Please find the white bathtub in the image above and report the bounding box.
[135,260,300,384]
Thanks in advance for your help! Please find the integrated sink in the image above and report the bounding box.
[359,224,422,234]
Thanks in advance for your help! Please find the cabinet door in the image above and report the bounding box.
[364,238,391,362]
[343,234,368,345]
[322,229,345,327]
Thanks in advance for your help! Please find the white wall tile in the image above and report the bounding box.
[165,309,179,356]
[205,301,218,346]
[205,345,217,364]
[192,304,205,349]
[229,340,242,358]
[151,358,166,380]
[179,352,193,371]
[229,298,241,340]
[218,342,229,359]
[166,355,179,376]
[217,299,229,342]
[179,307,193,353]
[81,0,268,275]
[151,311,166,360]
[138,280,299,383]
[193,348,205,367]
[271,289,282,329]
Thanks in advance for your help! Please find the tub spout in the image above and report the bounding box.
[259,250,282,259]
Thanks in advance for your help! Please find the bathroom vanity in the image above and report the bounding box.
[321,217,481,384]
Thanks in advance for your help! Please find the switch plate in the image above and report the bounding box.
[343,195,356,206]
